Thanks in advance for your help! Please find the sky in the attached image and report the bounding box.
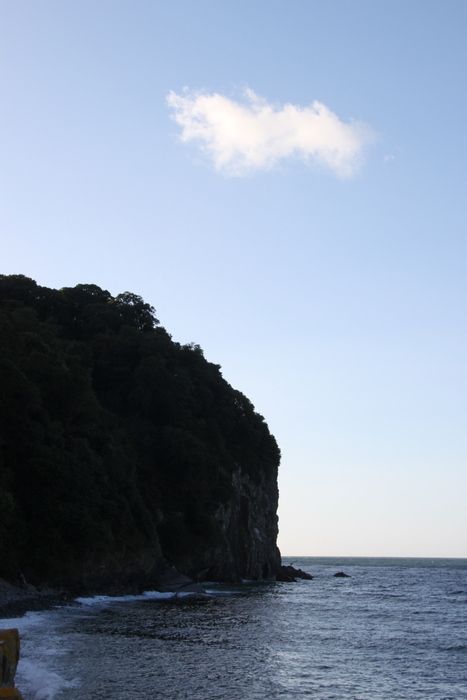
[1,0,466,557]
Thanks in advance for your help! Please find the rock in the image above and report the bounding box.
[0,690,23,698]
[172,467,281,582]
[334,571,350,578]
[0,628,20,688]
[276,565,313,582]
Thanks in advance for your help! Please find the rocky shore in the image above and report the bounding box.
[0,562,314,619]
[0,578,72,619]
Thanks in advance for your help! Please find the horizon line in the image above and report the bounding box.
[281,554,467,560]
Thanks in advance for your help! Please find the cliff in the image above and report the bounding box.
[0,275,280,591]
[170,468,280,582]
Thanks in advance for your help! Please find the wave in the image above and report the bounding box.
[0,610,79,700]
[3,585,236,699]
[74,588,238,607]
[0,610,49,631]
[74,590,178,606]
[443,644,467,653]
[17,659,78,700]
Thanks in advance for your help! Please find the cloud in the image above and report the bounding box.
[167,88,371,177]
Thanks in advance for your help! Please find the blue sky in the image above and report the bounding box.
[1,0,466,556]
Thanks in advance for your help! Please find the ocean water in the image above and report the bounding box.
[1,557,466,699]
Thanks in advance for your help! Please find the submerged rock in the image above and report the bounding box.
[276,565,313,582]
[334,571,350,578]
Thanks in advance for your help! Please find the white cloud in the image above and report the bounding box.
[167,88,371,177]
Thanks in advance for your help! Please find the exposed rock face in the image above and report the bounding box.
[52,464,281,588]
[20,460,281,592]
[65,547,166,594]
[171,467,281,582]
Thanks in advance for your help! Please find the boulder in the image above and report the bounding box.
[276,565,313,582]
[0,628,23,697]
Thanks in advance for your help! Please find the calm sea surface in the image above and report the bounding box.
[2,557,466,699]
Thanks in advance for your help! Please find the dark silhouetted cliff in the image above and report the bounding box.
[0,275,281,591]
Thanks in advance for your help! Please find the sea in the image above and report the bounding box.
[1,557,466,700]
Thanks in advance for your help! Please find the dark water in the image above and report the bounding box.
[3,557,467,699]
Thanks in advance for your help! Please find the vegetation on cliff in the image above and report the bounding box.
[0,275,280,585]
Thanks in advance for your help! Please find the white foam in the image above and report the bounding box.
[73,589,240,606]
[73,588,241,607]
[0,610,50,634]
[17,659,79,700]
[0,585,241,699]
[0,609,80,700]
[175,591,202,598]
[143,590,178,600]
[74,590,181,606]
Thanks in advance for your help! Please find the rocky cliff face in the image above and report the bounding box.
[170,467,281,582]
[67,465,281,591]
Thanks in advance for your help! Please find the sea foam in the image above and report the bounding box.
[0,610,79,700]
[74,590,183,606]
[17,659,78,700]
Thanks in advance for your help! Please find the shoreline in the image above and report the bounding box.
[0,579,77,620]
[0,562,310,619]
[0,574,238,620]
